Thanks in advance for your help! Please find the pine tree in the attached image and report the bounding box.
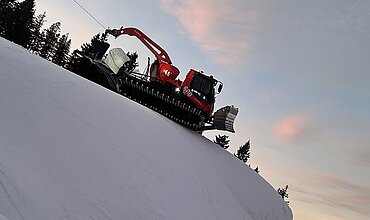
[79,33,108,57]
[0,0,15,18]
[0,0,15,14]
[39,22,61,60]
[11,0,35,47]
[66,33,111,88]
[65,50,81,73]
[126,51,139,72]
[28,11,46,53]
[0,0,36,47]
[277,185,289,205]
[254,166,259,174]
[234,140,251,163]
[0,0,17,38]
[214,135,230,149]
[52,33,71,67]
[66,33,108,72]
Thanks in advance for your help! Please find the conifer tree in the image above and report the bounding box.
[254,166,259,174]
[0,0,17,38]
[66,32,111,88]
[214,135,230,149]
[79,33,108,56]
[234,140,251,163]
[0,0,35,47]
[52,33,71,67]
[277,185,289,205]
[0,0,16,14]
[126,51,139,72]
[28,11,46,53]
[10,0,35,47]
[65,50,81,73]
[66,33,108,71]
[39,22,61,60]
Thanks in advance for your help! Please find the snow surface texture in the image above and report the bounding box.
[0,37,292,220]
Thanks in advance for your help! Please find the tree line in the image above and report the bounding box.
[214,135,258,171]
[0,0,114,78]
[3,0,100,70]
[214,134,289,204]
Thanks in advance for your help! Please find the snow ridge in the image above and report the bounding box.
[0,37,292,220]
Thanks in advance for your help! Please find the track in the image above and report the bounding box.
[87,59,208,131]
[118,76,208,130]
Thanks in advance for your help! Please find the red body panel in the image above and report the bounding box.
[181,69,213,118]
[158,61,182,87]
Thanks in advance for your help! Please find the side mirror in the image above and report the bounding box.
[216,82,223,94]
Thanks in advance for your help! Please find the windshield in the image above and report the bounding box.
[190,73,215,104]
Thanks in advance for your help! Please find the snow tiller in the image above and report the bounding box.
[74,27,238,132]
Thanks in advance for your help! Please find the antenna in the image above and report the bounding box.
[72,0,106,30]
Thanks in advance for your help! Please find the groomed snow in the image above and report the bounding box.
[0,37,292,220]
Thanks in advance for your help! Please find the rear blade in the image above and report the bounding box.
[211,105,239,133]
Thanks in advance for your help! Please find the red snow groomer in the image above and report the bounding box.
[77,27,238,132]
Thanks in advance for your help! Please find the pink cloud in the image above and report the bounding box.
[160,0,255,67]
[161,0,216,40]
[273,114,312,144]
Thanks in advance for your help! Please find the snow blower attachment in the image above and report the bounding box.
[74,27,238,133]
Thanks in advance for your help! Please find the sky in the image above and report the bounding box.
[33,0,370,219]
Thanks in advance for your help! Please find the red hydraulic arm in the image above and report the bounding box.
[106,27,172,64]
[106,26,182,88]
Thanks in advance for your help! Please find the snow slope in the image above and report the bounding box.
[0,37,292,220]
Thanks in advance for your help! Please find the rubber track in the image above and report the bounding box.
[83,58,207,131]
[117,76,206,131]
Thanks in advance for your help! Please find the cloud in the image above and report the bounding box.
[349,148,370,167]
[273,114,314,144]
[293,173,370,217]
[313,173,369,194]
[322,1,370,34]
[160,0,256,67]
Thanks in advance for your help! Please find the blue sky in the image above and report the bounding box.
[35,0,370,219]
